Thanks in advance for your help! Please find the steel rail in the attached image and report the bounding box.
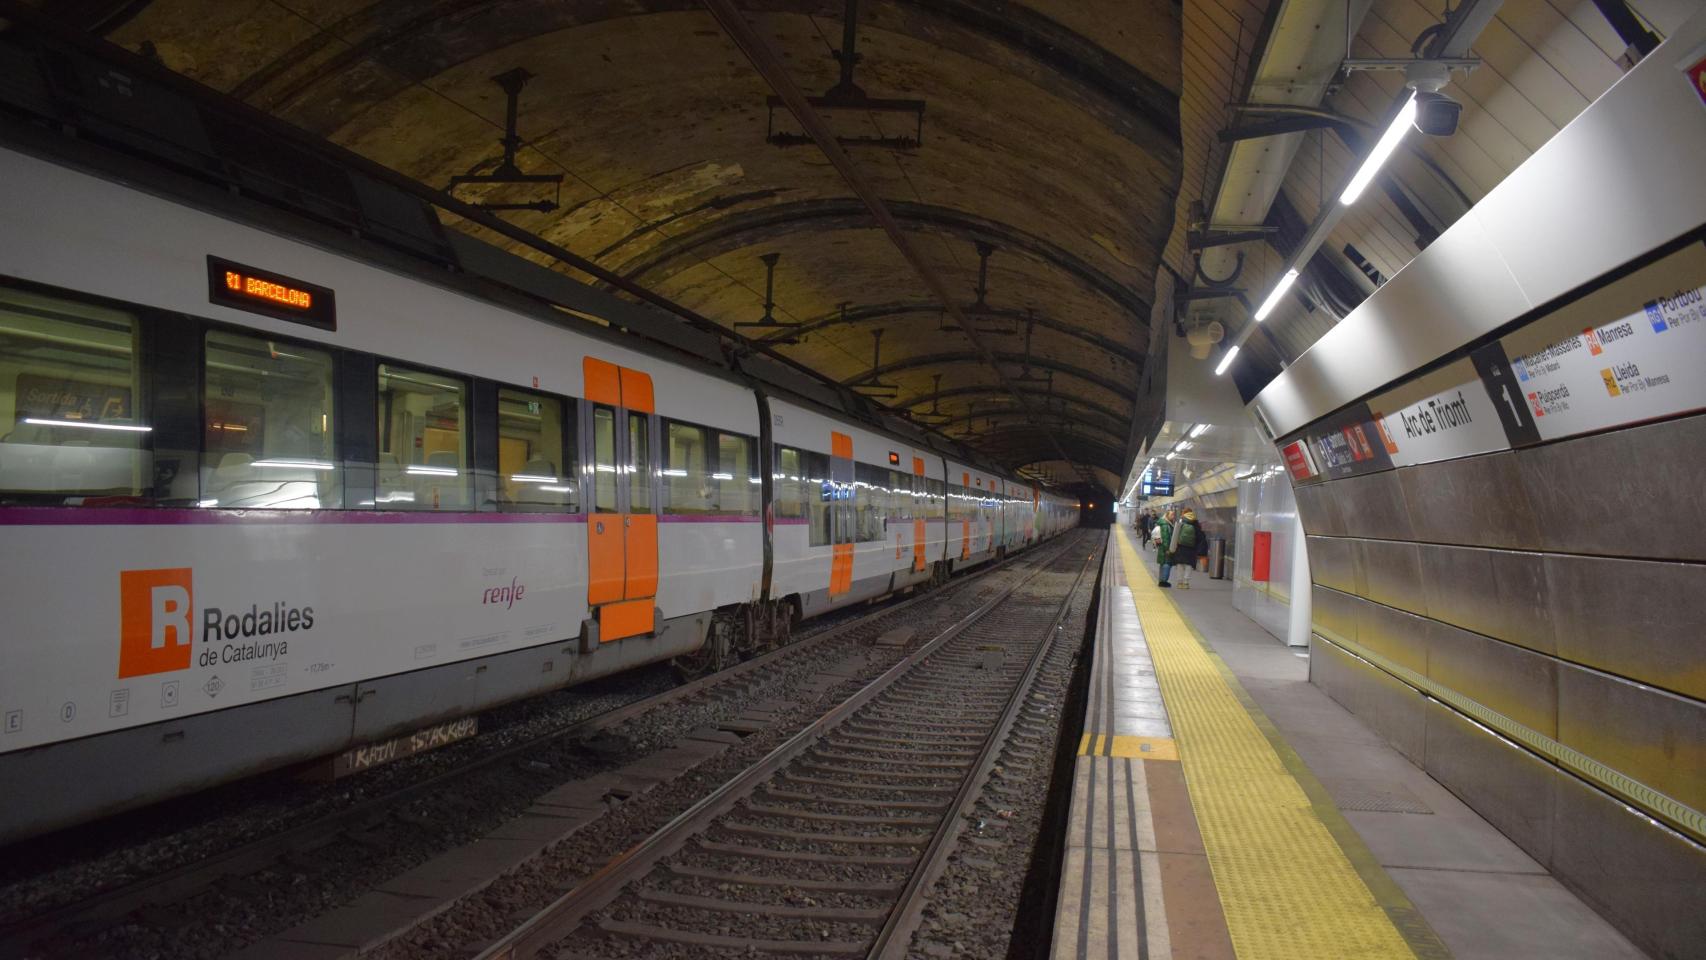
[473,532,1092,960]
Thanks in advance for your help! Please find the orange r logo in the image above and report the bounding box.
[119,568,194,678]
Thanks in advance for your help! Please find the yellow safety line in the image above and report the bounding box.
[1075,733,1179,759]
[1114,527,1419,960]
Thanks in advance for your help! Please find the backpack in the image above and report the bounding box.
[1177,519,1199,548]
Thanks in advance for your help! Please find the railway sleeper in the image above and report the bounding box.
[663,863,904,895]
[720,822,931,846]
[635,888,890,923]
[596,919,867,955]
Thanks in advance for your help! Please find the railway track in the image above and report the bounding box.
[0,540,1076,960]
[472,531,1102,960]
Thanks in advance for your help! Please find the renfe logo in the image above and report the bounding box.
[483,577,526,609]
[119,568,194,678]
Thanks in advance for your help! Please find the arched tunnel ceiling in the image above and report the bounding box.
[103,0,1184,489]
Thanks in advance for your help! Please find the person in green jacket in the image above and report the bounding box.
[1155,508,1175,587]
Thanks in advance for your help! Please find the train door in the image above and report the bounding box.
[583,357,658,642]
[829,431,854,595]
[911,457,927,572]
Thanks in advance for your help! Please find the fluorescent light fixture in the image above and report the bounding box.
[1176,441,1193,451]
[510,473,559,483]
[1165,451,1178,460]
[376,491,416,503]
[254,458,336,471]
[1253,269,1299,323]
[1341,92,1418,205]
[196,499,219,508]
[405,465,459,477]
[23,417,151,433]
[536,485,573,493]
[1189,424,1209,438]
[711,472,734,481]
[1214,344,1241,376]
[595,465,617,473]
[662,469,688,477]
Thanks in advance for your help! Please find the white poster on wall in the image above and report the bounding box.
[1368,358,1513,467]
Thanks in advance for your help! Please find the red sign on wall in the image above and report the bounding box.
[1686,53,1706,110]
[1280,439,1315,482]
[1251,531,1273,582]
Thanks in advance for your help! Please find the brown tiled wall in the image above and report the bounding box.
[1296,414,1706,960]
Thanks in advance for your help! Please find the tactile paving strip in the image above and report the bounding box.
[1113,528,1420,960]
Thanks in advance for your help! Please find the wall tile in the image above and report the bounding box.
[1312,584,1360,643]
[1352,593,1432,676]
[1557,664,1706,814]
[1292,481,1345,537]
[1398,451,1539,549]
[1546,554,1706,700]
[1519,414,1706,562]
[1423,699,1555,865]
[1357,538,1426,615]
[1550,771,1706,960]
[1330,471,1413,540]
[1428,621,1558,738]
[1306,536,1357,594]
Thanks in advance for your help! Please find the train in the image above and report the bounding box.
[0,136,1078,842]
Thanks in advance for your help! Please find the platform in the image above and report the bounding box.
[1050,527,1648,960]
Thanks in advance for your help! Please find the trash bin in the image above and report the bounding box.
[1206,538,1227,579]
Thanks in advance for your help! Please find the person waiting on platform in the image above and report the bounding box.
[1154,508,1174,587]
[1164,508,1205,589]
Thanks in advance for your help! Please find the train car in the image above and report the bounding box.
[0,136,1076,841]
[766,396,949,620]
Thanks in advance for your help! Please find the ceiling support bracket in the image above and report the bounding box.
[445,68,565,213]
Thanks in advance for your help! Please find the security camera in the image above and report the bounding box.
[1412,91,1461,137]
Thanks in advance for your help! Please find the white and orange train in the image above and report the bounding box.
[0,143,1078,841]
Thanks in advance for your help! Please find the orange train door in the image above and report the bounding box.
[583,357,658,642]
[911,457,927,572]
[829,431,854,596]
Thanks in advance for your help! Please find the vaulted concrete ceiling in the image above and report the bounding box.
[99,0,1183,493]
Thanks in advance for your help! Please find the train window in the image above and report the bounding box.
[591,404,617,512]
[203,330,337,509]
[627,412,651,514]
[717,432,757,517]
[890,469,911,520]
[0,287,149,503]
[664,420,713,513]
[773,445,804,520]
[376,363,466,510]
[802,448,832,547]
[497,387,573,511]
[854,461,886,542]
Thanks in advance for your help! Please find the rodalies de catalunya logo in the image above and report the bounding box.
[119,568,313,678]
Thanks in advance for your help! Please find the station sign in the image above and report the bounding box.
[1280,239,1706,481]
